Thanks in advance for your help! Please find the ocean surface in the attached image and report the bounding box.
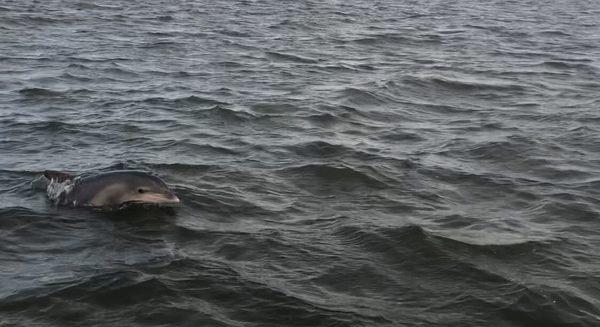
[1,0,600,326]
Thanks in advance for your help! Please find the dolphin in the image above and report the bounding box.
[44,170,180,209]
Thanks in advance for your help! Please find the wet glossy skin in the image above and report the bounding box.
[56,171,180,208]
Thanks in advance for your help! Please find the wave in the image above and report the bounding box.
[217,29,252,37]
[0,169,45,178]
[65,56,138,63]
[142,96,227,107]
[157,15,174,22]
[311,261,402,299]
[101,67,141,79]
[329,223,600,323]
[403,74,527,93]
[528,200,600,223]
[187,105,257,122]
[2,119,81,132]
[284,140,351,158]
[379,130,425,142]
[308,62,378,74]
[349,33,437,45]
[18,88,63,97]
[538,30,572,37]
[16,15,70,25]
[60,72,94,82]
[300,112,339,126]
[541,60,595,70]
[0,206,46,220]
[336,87,397,107]
[458,140,530,161]
[265,51,319,64]
[281,141,414,168]
[0,270,168,309]
[249,102,302,115]
[332,223,568,265]
[277,163,389,192]
[332,225,520,285]
[0,256,390,325]
[213,61,244,68]
[179,186,280,216]
[498,286,600,326]
[122,138,239,156]
[148,163,219,174]
[72,2,122,10]
[138,40,182,49]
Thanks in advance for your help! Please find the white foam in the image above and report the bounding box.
[46,178,74,205]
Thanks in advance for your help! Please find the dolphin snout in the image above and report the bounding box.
[169,194,181,204]
[137,192,181,206]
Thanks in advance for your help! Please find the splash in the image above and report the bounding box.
[46,177,75,205]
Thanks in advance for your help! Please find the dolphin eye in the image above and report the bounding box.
[138,188,145,193]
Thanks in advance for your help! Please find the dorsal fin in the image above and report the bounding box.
[44,170,75,183]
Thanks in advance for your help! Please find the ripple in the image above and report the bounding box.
[2,0,600,325]
[499,287,600,326]
[265,51,319,64]
[18,88,63,97]
[142,96,227,107]
[337,87,397,108]
[285,140,351,157]
[188,105,256,122]
[72,2,123,10]
[277,164,389,191]
[217,29,252,37]
[403,74,527,93]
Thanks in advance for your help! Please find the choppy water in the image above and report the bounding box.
[2,0,600,326]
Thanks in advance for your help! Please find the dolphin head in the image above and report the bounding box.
[83,171,180,208]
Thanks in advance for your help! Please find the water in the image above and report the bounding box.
[1,0,600,326]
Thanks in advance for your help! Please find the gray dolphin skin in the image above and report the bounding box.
[44,170,180,209]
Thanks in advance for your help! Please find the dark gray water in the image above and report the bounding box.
[2,0,600,326]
